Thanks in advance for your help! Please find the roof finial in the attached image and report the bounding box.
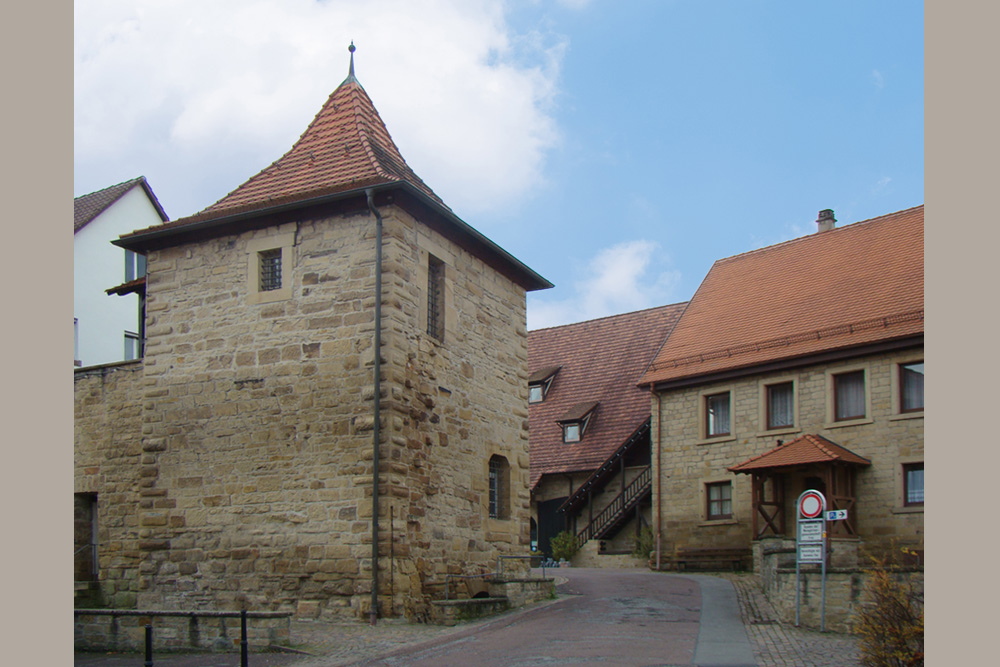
[348,41,356,79]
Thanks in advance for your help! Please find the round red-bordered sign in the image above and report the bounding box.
[799,491,825,519]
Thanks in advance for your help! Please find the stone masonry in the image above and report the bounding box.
[652,347,924,556]
[76,202,532,621]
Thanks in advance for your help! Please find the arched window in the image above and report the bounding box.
[488,455,510,520]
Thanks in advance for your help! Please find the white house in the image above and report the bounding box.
[74,177,168,367]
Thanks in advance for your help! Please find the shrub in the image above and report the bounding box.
[856,550,924,667]
[550,531,579,562]
[631,527,655,560]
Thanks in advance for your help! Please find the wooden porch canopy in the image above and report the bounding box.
[728,434,871,539]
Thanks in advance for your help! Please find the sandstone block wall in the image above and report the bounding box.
[128,203,529,620]
[652,348,924,556]
[75,361,145,608]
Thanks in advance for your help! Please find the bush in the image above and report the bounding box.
[856,550,924,667]
[631,527,655,560]
[550,531,579,562]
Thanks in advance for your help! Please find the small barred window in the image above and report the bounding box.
[427,255,444,340]
[259,249,282,292]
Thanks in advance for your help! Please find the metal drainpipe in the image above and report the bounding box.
[654,392,662,571]
[366,189,383,626]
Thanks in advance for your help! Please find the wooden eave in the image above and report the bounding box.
[645,334,923,393]
[113,181,553,292]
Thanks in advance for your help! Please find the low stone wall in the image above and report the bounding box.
[488,578,554,607]
[429,598,510,626]
[74,610,291,652]
[754,538,923,633]
[572,540,646,568]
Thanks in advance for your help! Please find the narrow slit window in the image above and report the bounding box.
[488,455,510,519]
[259,249,282,292]
[427,255,444,340]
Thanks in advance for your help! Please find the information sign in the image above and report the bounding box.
[798,544,825,562]
[798,521,824,542]
[826,509,848,521]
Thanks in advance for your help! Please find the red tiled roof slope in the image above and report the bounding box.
[728,434,871,473]
[529,303,687,489]
[75,176,168,232]
[640,206,923,386]
[124,71,443,237]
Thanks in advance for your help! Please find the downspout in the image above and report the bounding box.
[654,391,663,571]
[367,189,383,626]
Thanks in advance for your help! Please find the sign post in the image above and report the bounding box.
[795,490,827,630]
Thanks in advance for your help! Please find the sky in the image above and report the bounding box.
[74,0,924,330]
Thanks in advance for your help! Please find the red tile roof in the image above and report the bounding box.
[113,58,552,293]
[640,206,923,387]
[74,176,168,232]
[529,303,687,489]
[728,434,871,473]
[122,70,443,239]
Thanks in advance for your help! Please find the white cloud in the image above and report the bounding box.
[74,0,565,218]
[527,240,681,329]
[872,176,892,193]
[872,69,885,89]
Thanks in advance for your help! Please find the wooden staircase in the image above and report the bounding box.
[575,466,652,547]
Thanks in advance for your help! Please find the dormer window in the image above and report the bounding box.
[557,401,598,443]
[563,423,581,443]
[528,366,560,404]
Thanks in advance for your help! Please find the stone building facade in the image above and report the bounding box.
[639,206,924,564]
[74,51,550,621]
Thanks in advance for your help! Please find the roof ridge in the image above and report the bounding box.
[347,83,397,185]
[712,204,924,266]
[529,301,688,334]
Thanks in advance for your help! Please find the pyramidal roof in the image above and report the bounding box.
[197,46,444,220]
[115,47,553,292]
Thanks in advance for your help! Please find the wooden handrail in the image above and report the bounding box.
[576,467,651,547]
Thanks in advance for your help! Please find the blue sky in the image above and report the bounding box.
[74,1,923,329]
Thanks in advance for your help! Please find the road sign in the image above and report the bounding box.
[798,490,825,519]
[795,489,830,630]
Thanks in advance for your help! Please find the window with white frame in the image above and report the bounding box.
[124,331,140,361]
[125,250,146,282]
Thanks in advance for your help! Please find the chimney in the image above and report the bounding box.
[816,209,836,233]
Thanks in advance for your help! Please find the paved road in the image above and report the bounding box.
[76,568,858,666]
[345,568,755,667]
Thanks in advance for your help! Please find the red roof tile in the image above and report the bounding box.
[122,70,443,238]
[74,176,168,232]
[529,303,687,489]
[728,434,871,473]
[640,206,923,386]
